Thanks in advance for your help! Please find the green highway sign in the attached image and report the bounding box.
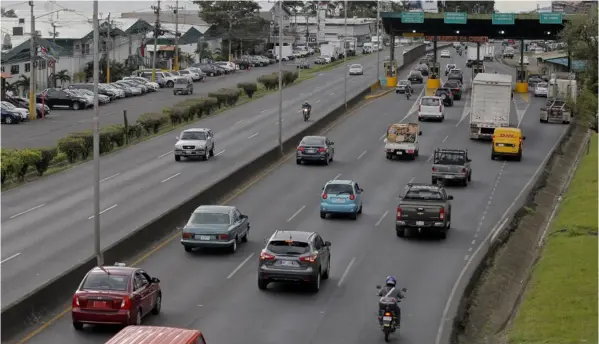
[444,12,467,24]
[492,13,515,25]
[540,13,563,24]
[401,12,424,24]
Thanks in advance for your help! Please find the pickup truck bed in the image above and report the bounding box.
[396,184,453,239]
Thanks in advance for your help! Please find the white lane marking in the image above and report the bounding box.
[333,173,342,180]
[330,92,335,96]
[234,119,244,125]
[409,177,415,183]
[435,127,568,344]
[357,150,367,160]
[160,173,180,183]
[338,257,357,287]
[215,150,226,156]
[316,99,321,103]
[1,252,22,264]
[9,204,45,219]
[261,110,267,113]
[226,253,255,279]
[88,204,118,219]
[442,135,449,143]
[406,87,426,116]
[287,205,306,222]
[100,173,120,183]
[427,154,434,162]
[379,133,386,141]
[375,210,389,227]
[464,254,469,261]
[247,133,259,139]
[157,150,173,159]
[352,80,356,83]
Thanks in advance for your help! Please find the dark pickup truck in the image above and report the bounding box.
[431,148,472,186]
[396,183,453,239]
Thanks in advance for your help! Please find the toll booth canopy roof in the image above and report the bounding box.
[382,12,581,40]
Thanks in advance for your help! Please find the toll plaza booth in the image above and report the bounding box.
[381,12,579,93]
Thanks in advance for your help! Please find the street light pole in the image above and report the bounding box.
[376,0,380,84]
[277,0,283,155]
[344,0,347,110]
[28,1,36,120]
[92,0,103,266]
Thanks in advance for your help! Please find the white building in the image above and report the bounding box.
[290,16,376,44]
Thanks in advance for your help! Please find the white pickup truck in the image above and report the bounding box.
[384,123,422,160]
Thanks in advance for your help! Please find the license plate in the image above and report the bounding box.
[185,150,192,154]
[332,198,345,203]
[281,260,297,267]
[383,316,392,321]
[416,221,425,226]
[445,175,454,179]
[496,143,504,147]
[199,235,211,241]
[306,149,315,153]
[92,301,109,309]
[396,151,403,155]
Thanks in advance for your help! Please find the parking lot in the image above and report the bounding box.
[0,57,323,149]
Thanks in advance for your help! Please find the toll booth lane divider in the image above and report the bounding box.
[0,44,445,342]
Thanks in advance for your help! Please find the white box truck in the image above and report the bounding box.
[483,44,495,61]
[469,73,513,140]
[320,43,343,61]
[466,46,481,67]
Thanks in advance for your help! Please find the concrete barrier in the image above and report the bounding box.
[1,44,447,341]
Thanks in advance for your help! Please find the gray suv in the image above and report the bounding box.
[174,128,215,161]
[258,230,331,292]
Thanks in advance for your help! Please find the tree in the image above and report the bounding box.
[15,75,29,90]
[1,8,17,18]
[344,1,378,18]
[440,1,495,14]
[55,69,71,86]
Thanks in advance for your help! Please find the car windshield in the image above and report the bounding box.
[81,272,130,291]
[175,78,188,84]
[64,90,80,96]
[267,240,310,255]
[398,80,409,85]
[434,152,466,164]
[79,89,93,95]
[301,137,324,146]
[179,70,190,74]
[188,212,230,225]
[404,189,443,200]
[449,70,461,75]
[409,71,421,76]
[537,83,548,88]
[421,98,440,106]
[350,64,361,68]
[181,131,206,140]
[324,183,354,195]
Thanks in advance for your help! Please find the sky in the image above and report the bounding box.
[0,0,552,19]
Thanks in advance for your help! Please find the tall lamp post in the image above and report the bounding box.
[277,0,283,155]
[376,0,380,84]
[343,0,347,109]
[92,0,103,266]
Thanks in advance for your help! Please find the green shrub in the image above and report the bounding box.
[34,147,58,176]
[238,82,258,98]
[224,88,241,106]
[57,137,86,163]
[208,90,229,108]
[127,123,143,140]
[104,124,126,147]
[98,129,115,154]
[16,149,42,181]
[0,149,18,184]
[137,112,166,134]
[258,74,279,90]
[169,107,185,125]
[51,152,68,165]
[68,131,93,160]
[198,97,218,116]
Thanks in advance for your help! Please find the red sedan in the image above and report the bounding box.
[72,264,162,330]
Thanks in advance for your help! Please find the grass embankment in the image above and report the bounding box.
[0,55,360,191]
[508,133,598,344]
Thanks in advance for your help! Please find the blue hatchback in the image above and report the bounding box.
[320,180,363,220]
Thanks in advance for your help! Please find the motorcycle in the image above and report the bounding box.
[376,285,407,342]
[302,107,310,121]
[406,88,411,100]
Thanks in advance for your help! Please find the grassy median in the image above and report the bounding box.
[508,133,598,344]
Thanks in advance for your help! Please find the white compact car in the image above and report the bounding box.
[519,56,530,65]
[440,50,451,58]
[534,82,548,97]
[1,101,29,121]
[417,96,445,122]
[348,64,363,75]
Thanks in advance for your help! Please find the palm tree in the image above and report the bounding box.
[56,69,71,86]
[15,75,30,96]
[179,53,195,68]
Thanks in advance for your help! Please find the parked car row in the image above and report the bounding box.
[135,68,207,87]
[2,96,51,123]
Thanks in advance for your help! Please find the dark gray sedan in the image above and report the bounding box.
[296,135,335,165]
[180,205,250,253]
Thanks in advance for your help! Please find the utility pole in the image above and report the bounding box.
[50,22,58,88]
[376,0,380,84]
[106,13,111,83]
[151,0,161,82]
[92,0,103,266]
[344,0,347,110]
[28,1,36,120]
[170,0,183,70]
[197,37,203,63]
[277,0,283,155]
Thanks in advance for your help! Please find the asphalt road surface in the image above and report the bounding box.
[0,45,419,308]
[1,46,414,149]
[13,48,567,344]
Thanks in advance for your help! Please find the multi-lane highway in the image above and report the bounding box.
[15,48,567,344]
[0,45,421,308]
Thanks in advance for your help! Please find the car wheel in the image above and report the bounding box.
[258,278,269,290]
[242,228,249,242]
[324,155,330,165]
[151,293,162,315]
[350,212,357,220]
[72,101,80,110]
[167,81,174,88]
[439,229,447,239]
[468,173,472,182]
[203,150,209,161]
[230,238,238,253]
[432,177,436,184]
[184,246,192,252]
[415,150,419,156]
[396,227,406,237]
[310,269,321,292]
[358,204,363,214]
[5,116,13,124]
[322,260,330,279]
[296,159,302,165]
[320,211,326,219]
[209,146,215,157]
[175,155,181,162]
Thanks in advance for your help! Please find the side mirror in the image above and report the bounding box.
[151,277,160,283]
[522,136,526,140]
[175,136,179,140]
[401,287,407,292]
[240,214,248,220]
[419,131,423,135]
[360,188,364,192]
[376,285,382,289]
[447,195,454,200]
[324,241,331,247]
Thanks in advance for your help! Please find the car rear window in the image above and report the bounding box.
[176,78,188,84]
[421,98,440,106]
[537,83,548,87]
[267,240,310,255]
[189,212,229,225]
[434,152,465,164]
[444,81,459,88]
[301,137,324,146]
[324,184,354,195]
[351,64,361,68]
[404,189,443,200]
[81,272,130,291]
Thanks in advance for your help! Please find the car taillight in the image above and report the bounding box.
[454,88,459,92]
[418,105,421,112]
[297,146,305,151]
[439,207,445,220]
[349,194,355,200]
[322,193,327,199]
[432,167,436,172]
[396,206,402,219]
[385,312,392,316]
[407,149,414,154]
[462,168,467,173]
[317,147,326,152]
[72,294,80,307]
[120,296,131,309]
[182,232,192,239]
[218,234,229,240]
[299,254,318,263]
[260,250,275,260]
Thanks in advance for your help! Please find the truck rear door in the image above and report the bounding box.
[400,203,443,222]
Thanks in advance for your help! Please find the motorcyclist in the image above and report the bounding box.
[302,101,312,114]
[377,276,404,328]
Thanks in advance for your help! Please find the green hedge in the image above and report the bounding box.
[1,71,301,186]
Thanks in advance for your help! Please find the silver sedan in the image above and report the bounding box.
[348,64,363,75]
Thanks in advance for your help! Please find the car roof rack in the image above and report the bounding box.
[434,148,467,153]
